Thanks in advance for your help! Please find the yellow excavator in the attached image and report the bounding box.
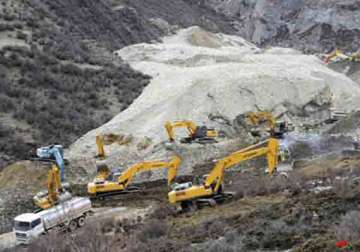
[88,156,181,199]
[96,133,130,159]
[33,163,71,209]
[168,138,280,211]
[245,111,291,138]
[324,48,360,63]
[164,120,221,144]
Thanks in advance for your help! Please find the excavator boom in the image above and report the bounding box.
[245,111,291,138]
[36,145,65,181]
[168,138,279,206]
[88,156,181,198]
[33,163,71,209]
[96,134,106,158]
[95,133,126,159]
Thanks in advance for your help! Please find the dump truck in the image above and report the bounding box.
[13,197,91,245]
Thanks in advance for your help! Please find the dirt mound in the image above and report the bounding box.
[68,27,360,184]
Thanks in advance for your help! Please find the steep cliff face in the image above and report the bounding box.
[205,0,360,52]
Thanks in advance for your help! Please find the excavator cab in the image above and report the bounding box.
[181,125,218,143]
[272,121,292,139]
[172,182,193,192]
[165,121,222,144]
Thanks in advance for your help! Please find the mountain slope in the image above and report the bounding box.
[68,27,360,184]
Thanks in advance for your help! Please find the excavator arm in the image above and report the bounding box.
[165,121,197,142]
[95,133,131,159]
[118,156,181,188]
[204,138,279,192]
[88,156,181,198]
[168,138,279,205]
[36,145,65,181]
[96,134,106,158]
[246,112,276,130]
[47,164,61,206]
[33,163,71,209]
[245,112,291,138]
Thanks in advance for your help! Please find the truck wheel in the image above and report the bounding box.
[68,220,78,232]
[77,216,85,227]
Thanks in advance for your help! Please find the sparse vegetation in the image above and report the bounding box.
[0,44,150,166]
[0,0,159,168]
[335,211,360,243]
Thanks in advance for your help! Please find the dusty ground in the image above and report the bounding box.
[4,150,360,251]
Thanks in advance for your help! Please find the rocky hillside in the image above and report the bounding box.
[1,0,359,169]
[0,0,163,168]
[205,0,360,52]
[120,0,360,53]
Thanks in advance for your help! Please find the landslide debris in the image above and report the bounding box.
[68,27,360,184]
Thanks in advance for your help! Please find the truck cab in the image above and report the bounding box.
[14,213,44,245]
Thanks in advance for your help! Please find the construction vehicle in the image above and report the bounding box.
[324,48,360,63]
[14,197,92,245]
[168,138,280,211]
[95,133,130,159]
[164,120,222,144]
[36,145,66,181]
[245,111,292,138]
[88,156,181,199]
[33,163,72,210]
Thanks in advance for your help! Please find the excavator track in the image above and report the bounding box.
[196,192,235,207]
[179,192,235,212]
[180,137,217,144]
[90,186,167,208]
[90,186,140,200]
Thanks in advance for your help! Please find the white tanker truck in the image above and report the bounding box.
[13,197,92,245]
